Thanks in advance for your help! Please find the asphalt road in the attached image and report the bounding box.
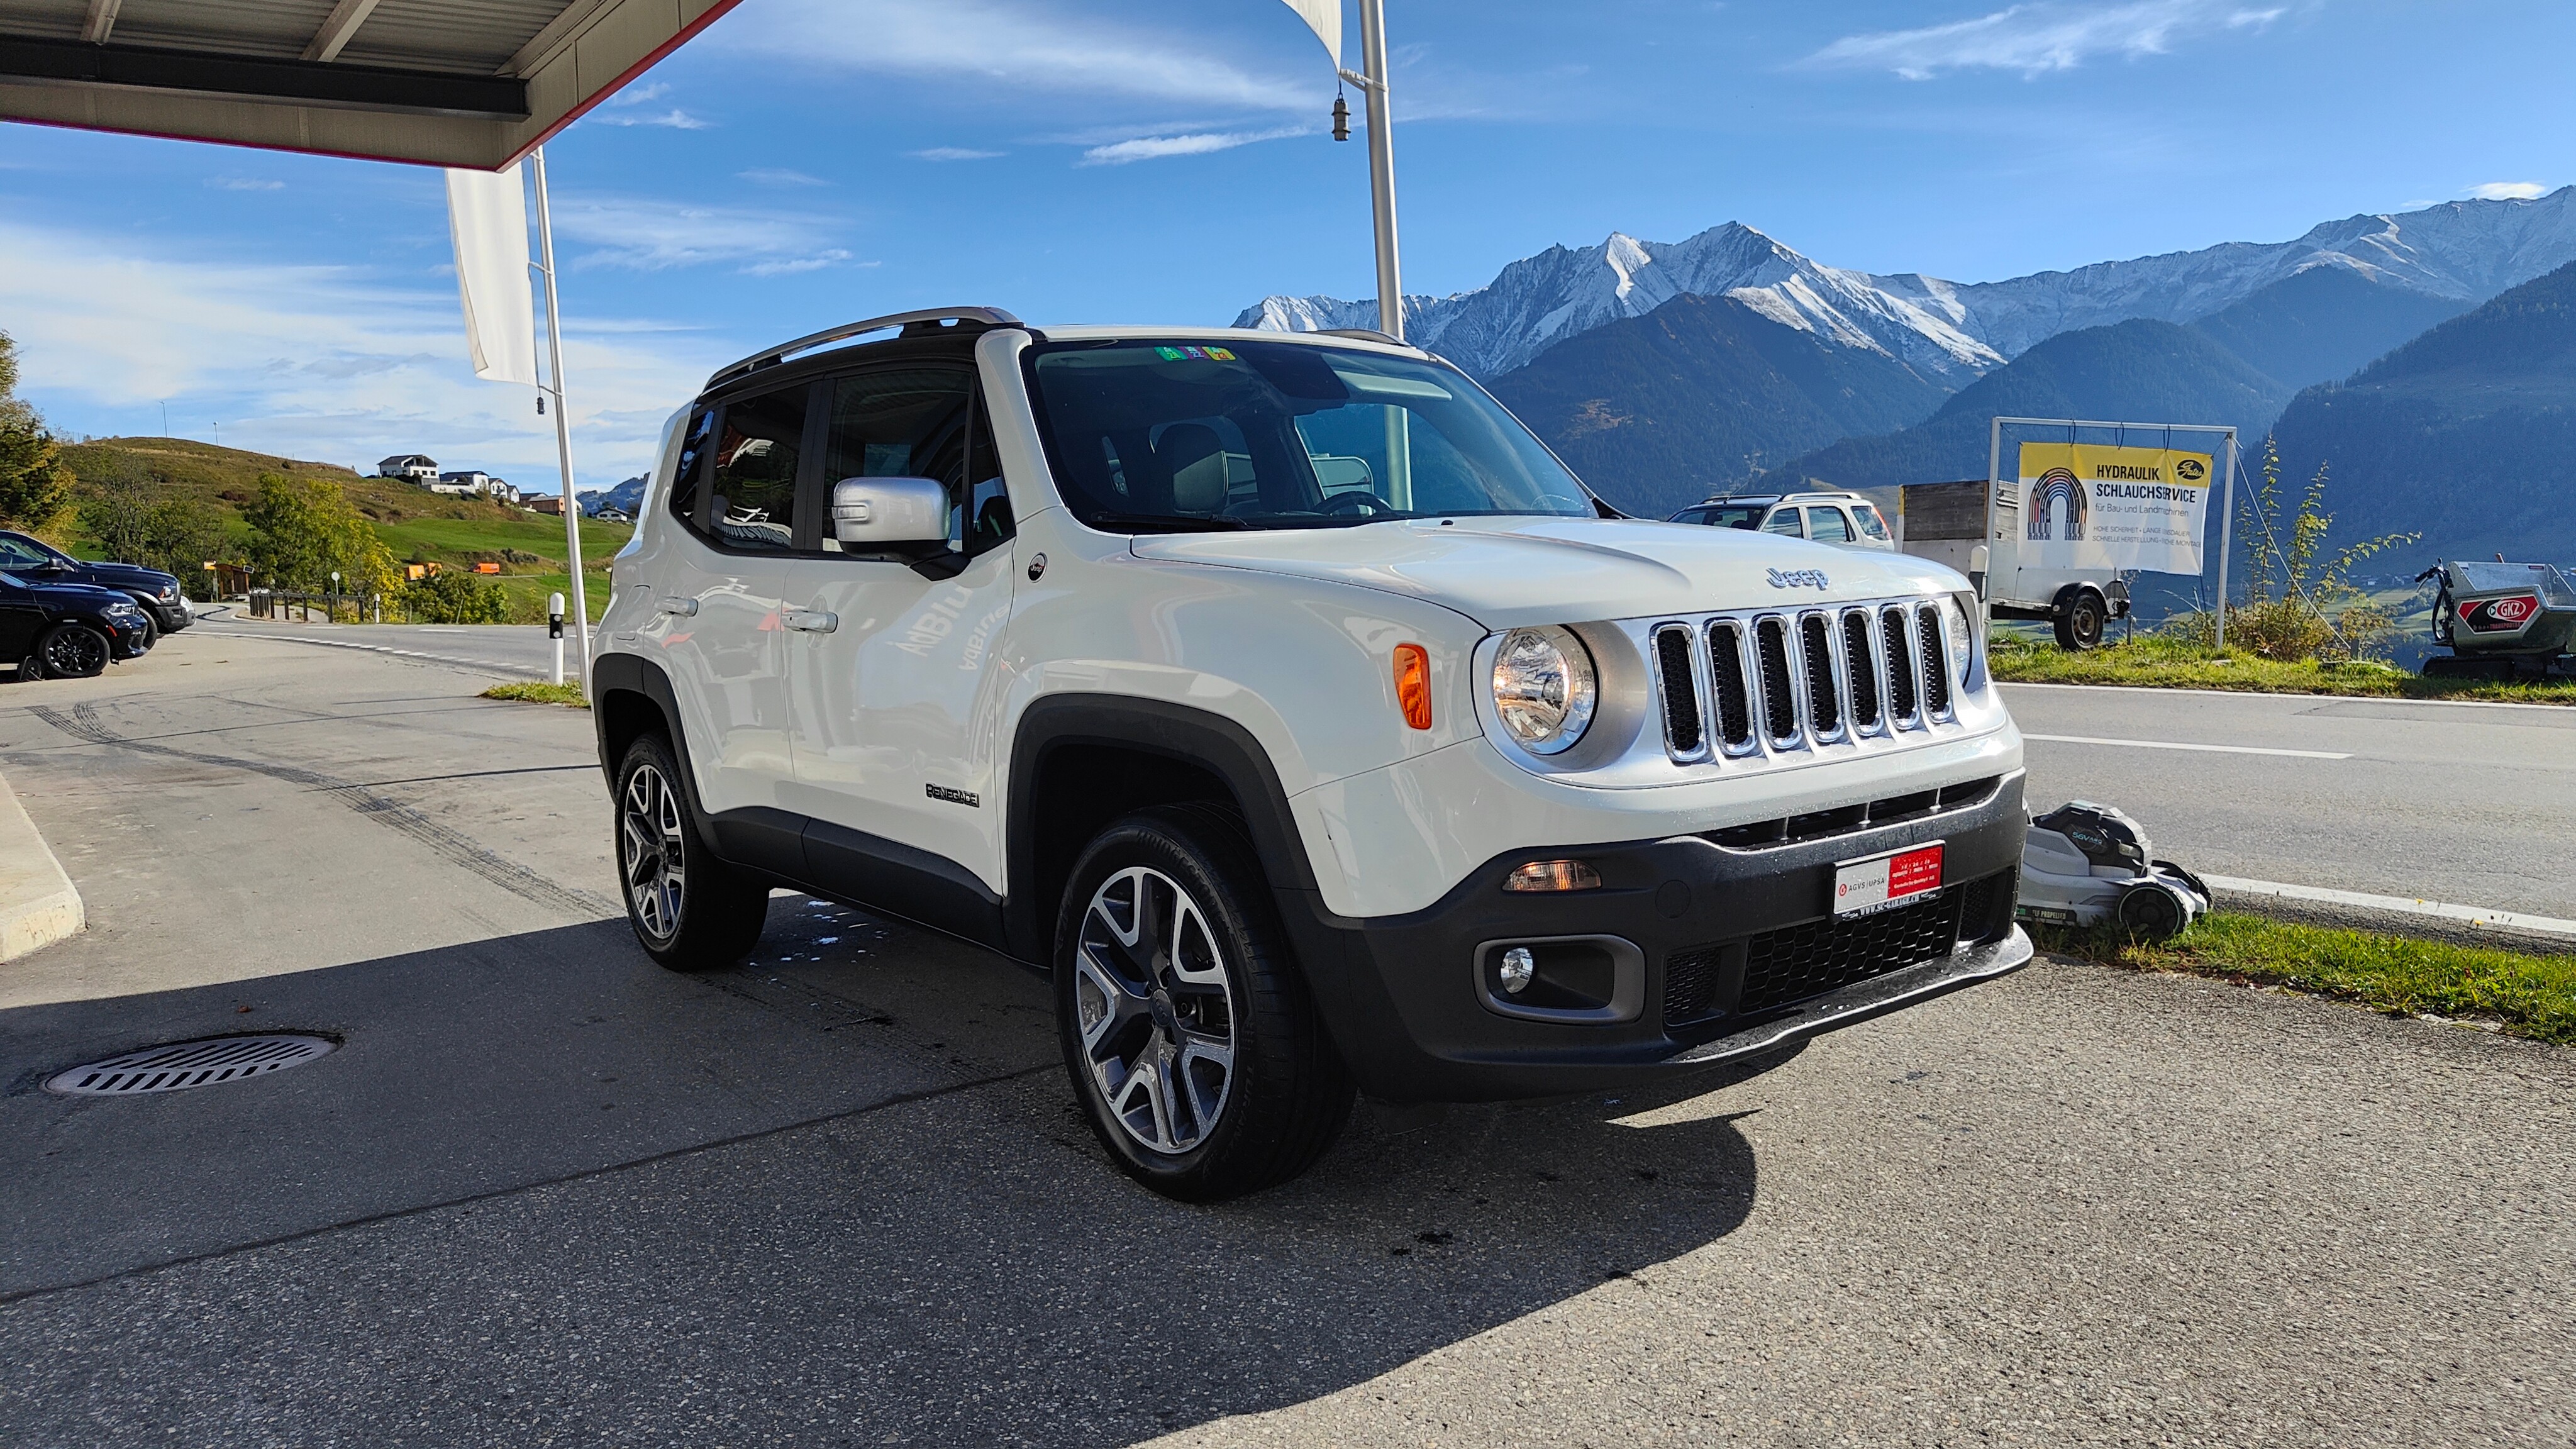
[1,626,2570,1446]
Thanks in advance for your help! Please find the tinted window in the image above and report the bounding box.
[0,536,53,569]
[669,408,715,529]
[1807,507,1853,543]
[1762,509,1804,536]
[1674,505,1766,530]
[708,386,807,552]
[1025,340,1593,531]
[1852,502,1890,541]
[821,367,1014,555]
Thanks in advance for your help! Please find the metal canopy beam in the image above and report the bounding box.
[0,36,528,119]
[0,0,745,169]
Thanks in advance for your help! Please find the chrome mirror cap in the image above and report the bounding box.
[830,477,948,546]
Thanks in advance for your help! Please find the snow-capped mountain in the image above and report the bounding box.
[1240,187,2576,380]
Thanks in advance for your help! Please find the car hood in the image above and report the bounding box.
[69,560,179,592]
[27,579,138,613]
[1128,516,1968,629]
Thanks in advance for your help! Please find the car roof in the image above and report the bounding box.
[1690,491,1870,506]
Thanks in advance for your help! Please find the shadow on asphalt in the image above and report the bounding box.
[1,898,1774,1445]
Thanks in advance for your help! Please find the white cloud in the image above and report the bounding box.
[740,250,863,277]
[1080,127,1308,166]
[609,82,672,106]
[738,167,830,186]
[592,108,711,130]
[719,0,1322,111]
[0,220,709,486]
[547,196,853,277]
[1802,1,2288,80]
[207,177,286,192]
[911,147,1006,162]
[2467,180,2548,201]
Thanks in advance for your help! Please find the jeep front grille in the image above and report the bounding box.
[1654,596,1958,763]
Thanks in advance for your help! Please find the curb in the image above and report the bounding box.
[0,768,83,962]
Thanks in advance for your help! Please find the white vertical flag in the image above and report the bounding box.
[445,163,538,386]
[1279,0,1340,61]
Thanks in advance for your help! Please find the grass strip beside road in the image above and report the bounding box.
[1989,635,2576,703]
[2033,911,2576,1045]
[482,681,589,709]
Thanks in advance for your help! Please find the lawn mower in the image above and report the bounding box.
[2416,559,2576,679]
[2018,800,2211,941]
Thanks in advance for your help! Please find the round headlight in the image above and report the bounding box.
[1490,626,1597,755]
[1941,596,1976,679]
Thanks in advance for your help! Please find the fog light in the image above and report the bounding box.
[1499,947,1536,994]
[1504,859,1602,893]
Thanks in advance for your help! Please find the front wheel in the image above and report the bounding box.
[2054,591,2107,651]
[36,623,111,679]
[1056,806,1355,1201]
[614,732,768,971]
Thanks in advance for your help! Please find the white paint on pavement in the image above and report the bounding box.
[2023,733,2352,760]
[2204,874,2576,940]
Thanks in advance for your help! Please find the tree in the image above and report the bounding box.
[78,458,230,589]
[395,569,509,623]
[0,330,75,530]
[242,472,399,594]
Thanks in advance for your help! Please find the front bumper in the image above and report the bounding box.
[1277,770,2032,1101]
[147,600,191,631]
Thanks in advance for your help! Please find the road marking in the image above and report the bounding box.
[2204,875,2576,940]
[2022,733,2351,760]
[1999,680,2576,715]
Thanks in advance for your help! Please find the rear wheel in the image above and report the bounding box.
[614,732,768,972]
[36,623,111,679]
[2054,590,2107,651]
[1056,806,1355,1201]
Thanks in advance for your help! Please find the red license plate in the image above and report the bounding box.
[1833,842,1945,918]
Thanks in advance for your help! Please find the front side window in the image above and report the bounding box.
[822,367,1013,555]
[0,536,55,570]
[708,386,806,552]
[1807,507,1853,543]
[1025,340,1594,531]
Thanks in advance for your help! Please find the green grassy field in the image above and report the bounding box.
[56,436,628,619]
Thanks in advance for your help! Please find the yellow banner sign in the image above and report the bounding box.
[2018,442,2212,574]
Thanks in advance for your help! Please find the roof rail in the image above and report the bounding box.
[1318,327,1406,346]
[706,307,1024,389]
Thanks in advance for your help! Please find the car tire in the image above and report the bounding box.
[128,608,160,650]
[1055,804,1357,1202]
[35,623,111,679]
[2054,590,2107,651]
[613,731,768,972]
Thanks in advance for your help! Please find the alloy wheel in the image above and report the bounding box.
[41,628,108,677]
[620,763,687,941]
[1073,865,1238,1155]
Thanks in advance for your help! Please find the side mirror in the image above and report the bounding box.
[830,477,948,547]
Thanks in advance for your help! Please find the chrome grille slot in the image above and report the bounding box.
[1653,625,1706,758]
[1916,603,1951,716]
[1798,613,1841,738]
[1841,609,1880,730]
[1753,617,1797,743]
[1880,606,1917,723]
[1706,621,1753,750]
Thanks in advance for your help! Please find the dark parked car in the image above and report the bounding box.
[0,530,191,643]
[1,572,154,678]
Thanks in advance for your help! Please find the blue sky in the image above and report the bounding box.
[3,0,2569,492]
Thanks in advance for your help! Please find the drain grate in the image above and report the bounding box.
[46,1034,337,1097]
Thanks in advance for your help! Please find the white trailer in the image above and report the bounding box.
[1897,417,2238,650]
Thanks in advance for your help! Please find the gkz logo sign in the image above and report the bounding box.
[2174,457,2207,482]
[2027,467,2087,541]
[2462,594,2541,632]
[1767,567,1829,590]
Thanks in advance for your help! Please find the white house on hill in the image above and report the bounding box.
[379,454,438,483]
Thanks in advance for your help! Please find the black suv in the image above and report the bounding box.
[0,530,191,642]
[1,571,153,677]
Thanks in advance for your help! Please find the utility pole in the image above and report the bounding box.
[529,147,591,677]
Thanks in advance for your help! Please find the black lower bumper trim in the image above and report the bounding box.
[1665,929,2031,1067]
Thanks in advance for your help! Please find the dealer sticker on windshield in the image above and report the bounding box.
[1833,841,1945,918]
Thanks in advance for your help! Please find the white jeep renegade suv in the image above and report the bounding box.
[594,308,2031,1201]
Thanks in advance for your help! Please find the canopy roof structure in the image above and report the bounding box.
[0,0,741,169]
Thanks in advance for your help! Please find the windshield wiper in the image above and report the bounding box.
[1084,512,1252,533]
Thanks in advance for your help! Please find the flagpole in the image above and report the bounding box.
[1354,0,1402,340]
[530,145,591,675]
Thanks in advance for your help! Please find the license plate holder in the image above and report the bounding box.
[1833,841,1945,918]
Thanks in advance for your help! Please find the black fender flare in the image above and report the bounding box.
[1003,694,1320,964]
[589,651,722,855]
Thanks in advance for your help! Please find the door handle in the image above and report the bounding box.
[783,609,839,633]
[657,596,699,616]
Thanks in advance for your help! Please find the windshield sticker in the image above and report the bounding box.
[1153,345,1236,362]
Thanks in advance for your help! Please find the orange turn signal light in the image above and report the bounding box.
[1503,859,1602,893]
[1394,643,1432,730]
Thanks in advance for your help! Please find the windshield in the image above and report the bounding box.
[1670,504,1768,530]
[1023,340,1596,531]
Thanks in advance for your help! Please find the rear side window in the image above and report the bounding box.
[708,386,808,552]
[1807,507,1853,543]
[1852,503,1891,541]
[669,408,715,529]
[1762,508,1804,537]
